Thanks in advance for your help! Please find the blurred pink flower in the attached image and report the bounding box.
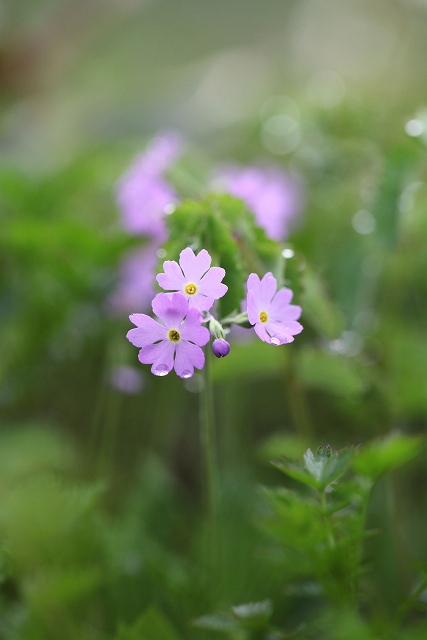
[211,164,303,242]
[108,244,158,314]
[116,131,184,240]
[109,365,144,394]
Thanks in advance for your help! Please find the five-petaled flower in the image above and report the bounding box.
[126,292,210,378]
[246,272,303,345]
[156,247,227,312]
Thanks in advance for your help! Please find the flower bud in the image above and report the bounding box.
[209,317,225,340]
[212,338,230,358]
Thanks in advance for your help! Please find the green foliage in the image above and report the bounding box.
[272,445,356,491]
[299,266,345,339]
[200,436,424,638]
[353,432,423,481]
[194,599,272,635]
[164,194,283,317]
[296,347,367,398]
[117,606,181,640]
[0,424,107,640]
[1,11,427,638]
[0,158,129,400]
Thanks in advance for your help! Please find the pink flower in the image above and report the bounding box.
[116,132,184,240]
[156,247,227,312]
[107,244,158,315]
[211,165,303,242]
[246,272,303,345]
[109,365,144,394]
[127,292,209,378]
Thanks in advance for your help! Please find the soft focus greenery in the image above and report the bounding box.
[1,1,427,638]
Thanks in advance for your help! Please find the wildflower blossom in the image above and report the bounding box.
[127,292,209,378]
[116,131,184,240]
[212,338,231,358]
[212,165,302,241]
[157,247,227,312]
[109,365,144,394]
[108,244,158,314]
[246,272,303,345]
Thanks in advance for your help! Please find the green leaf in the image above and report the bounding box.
[296,346,367,398]
[117,606,181,640]
[299,266,345,339]
[271,457,321,490]
[163,194,284,318]
[25,567,101,610]
[272,446,355,491]
[304,446,356,489]
[231,599,273,625]
[211,336,287,382]
[163,200,205,262]
[353,432,423,481]
[193,613,240,633]
[206,211,245,317]
[194,600,272,634]
[372,143,420,251]
[261,487,324,555]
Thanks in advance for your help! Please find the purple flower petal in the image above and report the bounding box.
[274,304,302,323]
[180,309,210,345]
[266,321,295,343]
[139,340,175,376]
[116,131,184,240]
[212,164,303,241]
[247,290,259,325]
[157,248,227,312]
[268,288,294,318]
[151,292,189,327]
[253,322,270,343]
[142,131,184,175]
[258,272,277,308]
[199,267,228,299]
[127,314,166,348]
[108,244,158,315]
[174,341,205,377]
[109,365,144,394]
[190,294,215,312]
[179,248,211,281]
[246,272,303,345]
[269,320,303,336]
[246,273,262,301]
[156,260,186,291]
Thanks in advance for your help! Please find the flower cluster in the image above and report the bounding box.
[109,132,185,314]
[112,131,303,315]
[127,248,303,379]
[211,164,303,242]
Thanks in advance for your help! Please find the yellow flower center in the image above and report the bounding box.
[259,311,268,324]
[185,283,198,296]
[168,329,181,342]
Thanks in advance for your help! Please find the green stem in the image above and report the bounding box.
[351,480,373,603]
[320,490,335,549]
[286,351,314,444]
[200,347,220,564]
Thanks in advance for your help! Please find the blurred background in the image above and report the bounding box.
[0,0,427,638]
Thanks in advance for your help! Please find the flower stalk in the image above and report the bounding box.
[199,346,221,567]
